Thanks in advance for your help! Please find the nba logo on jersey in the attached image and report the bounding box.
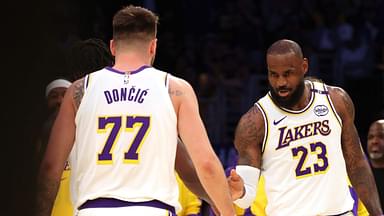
[314,105,329,116]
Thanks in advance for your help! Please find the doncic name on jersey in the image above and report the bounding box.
[103,86,149,104]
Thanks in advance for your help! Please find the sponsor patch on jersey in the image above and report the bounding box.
[314,105,329,116]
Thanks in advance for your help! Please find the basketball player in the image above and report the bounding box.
[41,38,115,216]
[67,38,114,81]
[38,78,72,159]
[67,38,215,208]
[36,5,235,216]
[38,78,73,216]
[228,39,382,215]
[175,173,202,216]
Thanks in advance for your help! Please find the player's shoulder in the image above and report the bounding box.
[64,77,86,110]
[237,105,265,131]
[168,74,194,93]
[169,74,191,87]
[325,83,354,119]
[66,77,85,94]
[324,84,352,104]
[325,84,348,96]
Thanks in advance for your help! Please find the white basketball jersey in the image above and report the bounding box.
[256,80,353,216]
[69,66,180,212]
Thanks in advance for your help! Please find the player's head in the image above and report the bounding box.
[45,78,71,113]
[111,5,158,65]
[266,39,308,108]
[67,38,114,81]
[367,119,384,164]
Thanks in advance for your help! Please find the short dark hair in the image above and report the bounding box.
[267,39,303,58]
[112,5,158,43]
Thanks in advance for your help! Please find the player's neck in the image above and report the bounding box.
[113,53,151,72]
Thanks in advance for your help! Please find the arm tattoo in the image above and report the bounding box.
[337,88,383,214]
[234,106,263,166]
[73,78,85,109]
[343,124,382,214]
[168,88,183,96]
[36,177,60,216]
[338,88,355,119]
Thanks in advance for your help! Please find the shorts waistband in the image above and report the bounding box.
[78,198,176,215]
[327,210,353,216]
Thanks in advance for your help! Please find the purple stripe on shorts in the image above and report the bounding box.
[105,65,151,75]
[78,198,175,215]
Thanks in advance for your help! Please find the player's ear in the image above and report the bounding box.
[302,57,309,75]
[149,38,157,55]
[110,39,116,56]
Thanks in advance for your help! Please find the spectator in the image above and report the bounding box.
[367,119,384,209]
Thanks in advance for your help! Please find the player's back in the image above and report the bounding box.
[69,66,179,211]
[256,80,354,215]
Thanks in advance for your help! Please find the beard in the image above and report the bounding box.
[269,79,305,109]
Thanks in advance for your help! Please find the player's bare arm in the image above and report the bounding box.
[169,76,235,216]
[73,77,85,110]
[229,105,264,202]
[36,80,81,216]
[329,86,383,215]
[175,138,212,204]
[234,105,264,168]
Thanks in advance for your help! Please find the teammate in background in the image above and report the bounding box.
[37,78,72,216]
[367,119,384,209]
[37,78,72,159]
[67,38,114,81]
[229,39,382,215]
[36,5,235,216]
[39,38,115,216]
[176,173,202,216]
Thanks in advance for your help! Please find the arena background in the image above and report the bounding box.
[4,0,384,215]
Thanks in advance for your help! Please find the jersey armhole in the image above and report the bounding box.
[255,102,268,154]
[83,74,91,93]
[164,73,170,88]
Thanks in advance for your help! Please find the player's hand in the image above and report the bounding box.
[228,168,245,200]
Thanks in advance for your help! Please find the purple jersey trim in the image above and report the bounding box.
[78,198,175,215]
[105,65,151,75]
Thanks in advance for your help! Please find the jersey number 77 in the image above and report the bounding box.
[96,115,151,164]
